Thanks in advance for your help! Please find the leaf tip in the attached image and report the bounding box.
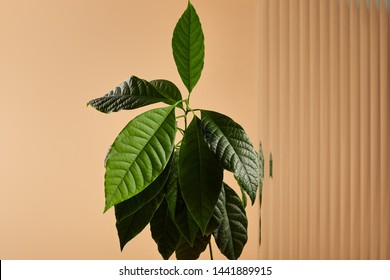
[103,204,111,214]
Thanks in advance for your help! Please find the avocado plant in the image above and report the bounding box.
[88,1,259,260]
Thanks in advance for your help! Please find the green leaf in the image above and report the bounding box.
[112,156,172,218]
[269,152,273,178]
[104,106,176,212]
[175,231,210,260]
[213,183,248,260]
[172,1,205,93]
[201,110,259,204]
[87,76,179,113]
[179,117,223,233]
[259,142,265,246]
[165,150,180,218]
[150,80,183,109]
[240,186,248,208]
[115,189,165,251]
[204,203,222,236]
[162,149,199,245]
[172,193,199,246]
[259,142,264,194]
[150,199,181,260]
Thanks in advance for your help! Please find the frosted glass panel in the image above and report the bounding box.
[259,0,390,259]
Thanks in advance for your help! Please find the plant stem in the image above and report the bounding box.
[184,110,188,130]
[208,239,214,260]
[183,97,191,130]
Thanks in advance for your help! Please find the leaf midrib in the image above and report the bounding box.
[187,3,193,91]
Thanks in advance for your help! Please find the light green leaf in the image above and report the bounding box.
[150,199,181,260]
[179,117,223,233]
[87,76,179,113]
[172,1,205,93]
[240,186,248,208]
[115,189,165,251]
[112,156,172,218]
[175,230,210,260]
[201,110,259,204]
[213,183,248,260]
[104,106,176,212]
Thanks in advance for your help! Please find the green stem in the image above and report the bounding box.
[209,239,214,260]
[183,96,191,130]
[184,110,188,130]
[177,128,185,135]
[175,140,182,149]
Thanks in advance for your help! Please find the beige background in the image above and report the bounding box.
[0,0,259,259]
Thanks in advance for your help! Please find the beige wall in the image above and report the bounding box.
[0,0,259,259]
[259,0,390,259]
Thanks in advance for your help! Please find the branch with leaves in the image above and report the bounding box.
[88,1,260,260]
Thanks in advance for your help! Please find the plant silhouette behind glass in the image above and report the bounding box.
[88,1,260,260]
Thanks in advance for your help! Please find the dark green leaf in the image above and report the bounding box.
[165,150,180,218]
[104,106,176,211]
[87,76,179,113]
[172,1,205,93]
[115,189,165,251]
[166,178,199,246]
[259,142,265,246]
[150,80,183,109]
[165,151,198,245]
[269,152,273,178]
[213,183,248,260]
[175,231,210,260]
[259,142,264,196]
[179,117,223,233]
[204,202,222,236]
[259,143,265,180]
[150,199,181,260]
[201,110,259,204]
